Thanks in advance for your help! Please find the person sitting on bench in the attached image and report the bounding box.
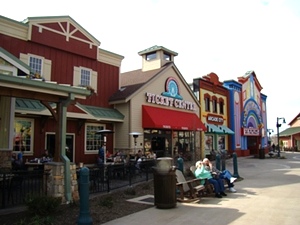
[202,158,237,193]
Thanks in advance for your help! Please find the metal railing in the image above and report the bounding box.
[0,159,155,209]
[82,159,155,194]
[0,169,49,209]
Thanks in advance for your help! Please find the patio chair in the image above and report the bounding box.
[175,169,205,202]
[190,165,215,196]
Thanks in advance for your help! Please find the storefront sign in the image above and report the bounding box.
[242,128,260,136]
[145,77,196,111]
[145,92,195,111]
[206,114,224,124]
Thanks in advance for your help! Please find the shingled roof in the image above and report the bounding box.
[109,62,173,103]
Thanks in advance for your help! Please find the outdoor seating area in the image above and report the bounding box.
[78,159,155,194]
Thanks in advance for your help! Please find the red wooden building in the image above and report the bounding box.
[0,15,124,165]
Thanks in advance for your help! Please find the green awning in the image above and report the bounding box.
[76,103,124,122]
[218,125,235,135]
[16,98,46,111]
[205,123,234,135]
[15,99,125,122]
[279,127,300,137]
[206,124,221,133]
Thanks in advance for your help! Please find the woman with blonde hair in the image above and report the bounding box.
[194,160,227,198]
[202,158,237,193]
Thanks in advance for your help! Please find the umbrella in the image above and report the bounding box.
[96,129,114,134]
[129,132,142,137]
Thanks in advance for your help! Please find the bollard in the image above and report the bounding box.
[177,156,184,173]
[216,154,221,171]
[77,167,93,225]
[232,152,239,178]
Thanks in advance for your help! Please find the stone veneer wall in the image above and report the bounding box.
[44,162,79,203]
[0,150,12,169]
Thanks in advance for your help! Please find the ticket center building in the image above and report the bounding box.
[109,46,206,161]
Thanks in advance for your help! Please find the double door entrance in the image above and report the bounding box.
[46,133,75,162]
[144,129,195,159]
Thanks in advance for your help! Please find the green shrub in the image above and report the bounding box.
[25,195,61,216]
[124,187,136,195]
[14,215,55,225]
[141,183,151,190]
[98,196,113,208]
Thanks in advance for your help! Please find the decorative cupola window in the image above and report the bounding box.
[138,45,178,71]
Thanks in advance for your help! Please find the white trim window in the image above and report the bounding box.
[85,123,105,153]
[29,55,43,76]
[80,68,91,86]
[13,118,34,154]
[73,66,98,93]
[20,53,52,81]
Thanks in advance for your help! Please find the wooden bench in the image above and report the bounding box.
[175,169,205,202]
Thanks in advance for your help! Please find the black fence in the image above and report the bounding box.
[0,159,155,209]
[0,169,48,209]
[81,159,155,194]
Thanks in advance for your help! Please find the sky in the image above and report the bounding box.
[2,0,300,134]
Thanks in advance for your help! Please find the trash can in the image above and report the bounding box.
[153,157,176,209]
[259,148,265,159]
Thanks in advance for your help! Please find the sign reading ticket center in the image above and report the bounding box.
[145,92,195,111]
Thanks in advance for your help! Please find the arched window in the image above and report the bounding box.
[212,96,218,113]
[204,94,211,112]
[219,98,224,114]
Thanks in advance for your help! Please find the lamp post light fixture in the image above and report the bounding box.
[276,117,286,157]
[129,132,142,154]
[267,128,274,144]
[96,129,114,164]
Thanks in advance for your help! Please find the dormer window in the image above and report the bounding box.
[146,52,156,61]
[164,52,171,61]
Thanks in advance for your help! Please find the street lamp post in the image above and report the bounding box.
[276,117,286,158]
[96,129,114,164]
[267,128,274,145]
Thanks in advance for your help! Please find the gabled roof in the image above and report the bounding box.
[109,61,200,107]
[138,45,178,56]
[120,66,166,87]
[109,83,145,102]
[238,70,263,91]
[109,63,172,103]
[279,126,300,137]
[0,47,31,74]
[23,15,100,46]
[288,113,300,126]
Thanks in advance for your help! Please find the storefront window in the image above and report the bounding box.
[174,131,194,161]
[144,129,196,160]
[218,136,225,151]
[14,118,34,153]
[144,129,172,158]
[85,123,104,153]
[205,135,213,152]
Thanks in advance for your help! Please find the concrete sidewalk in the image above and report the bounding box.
[103,152,300,225]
